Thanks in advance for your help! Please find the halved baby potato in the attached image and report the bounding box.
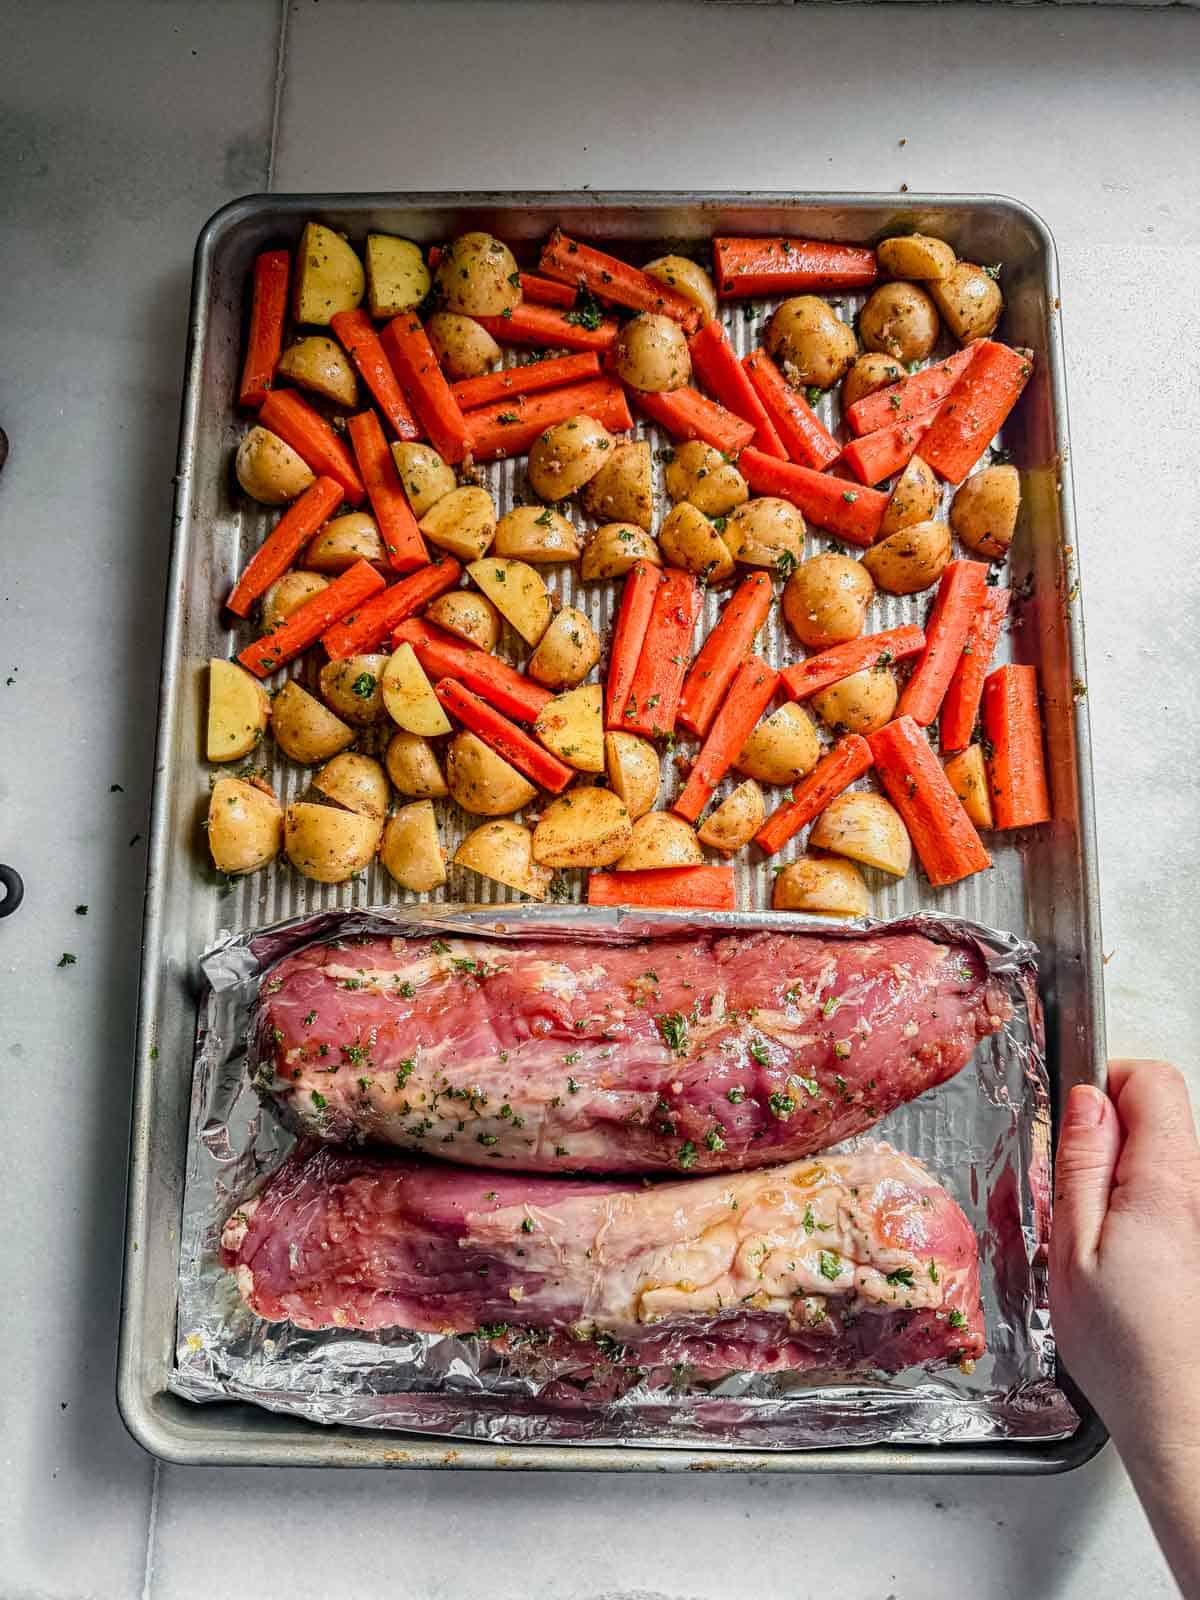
[861,519,952,595]
[527,415,614,502]
[391,441,457,518]
[380,800,447,893]
[493,505,581,563]
[207,776,282,875]
[735,702,821,787]
[419,485,497,562]
[260,570,329,634]
[931,261,1003,344]
[207,658,270,763]
[385,730,448,800]
[581,440,654,531]
[811,666,898,736]
[724,496,806,570]
[235,426,315,504]
[467,558,552,647]
[319,654,389,725]
[424,589,501,652]
[604,731,660,821]
[532,787,632,868]
[580,522,662,581]
[616,811,702,871]
[877,233,957,283]
[528,607,601,689]
[366,233,431,319]
[435,232,520,319]
[643,256,718,323]
[534,684,603,773]
[305,512,386,573]
[381,643,452,736]
[658,503,735,582]
[809,791,912,877]
[294,222,365,325]
[950,464,1020,560]
[783,553,873,651]
[613,313,691,393]
[271,680,354,765]
[664,440,749,518]
[944,744,994,830]
[880,454,940,538]
[275,336,359,408]
[446,731,536,817]
[697,779,763,856]
[455,820,553,901]
[284,801,380,883]
[312,752,389,819]
[841,352,909,412]
[772,854,869,917]
[426,311,501,381]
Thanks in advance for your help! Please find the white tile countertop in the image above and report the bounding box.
[2,2,1198,1596]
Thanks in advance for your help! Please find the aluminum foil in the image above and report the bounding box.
[170,905,1078,1450]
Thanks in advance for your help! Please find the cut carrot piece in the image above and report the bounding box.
[474,303,620,355]
[687,321,786,459]
[920,343,1034,484]
[345,410,428,572]
[675,656,779,823]
[379,314,469,465]
[238,249,290,409]
[587,865,735,910]
[434,679,573,792]
[520,272,576,309]
[606,562,664,729]
[940,587,1011,753]
[634,386,755,457]
[622,570,703,739]
[754,736,873,856]
[897,561,990,727]
[678,572,773,738]
[320,559,460,660]
[739,448,888,547]
[539,229,703,332]
[867,716,991,886]
[981,664,1050,828]
[225,475,343,618]
[258,389,365,505]
[840,404,940,486]
[330,309,421,441]
[393,617,551,723]
[451,352,601,412]
[463,378,632,462]
[779,624,926,701]
[741,349,840,470]
[237,559,385,678]
[845,346,979,437]
[712,237,878,299]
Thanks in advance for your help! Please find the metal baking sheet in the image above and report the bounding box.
[119,193,1106,1471]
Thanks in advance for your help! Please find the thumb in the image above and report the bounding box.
[1051,1084,1122,1267]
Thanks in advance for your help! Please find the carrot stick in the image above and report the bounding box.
[741,349,841,471]
[539,229,704,333]
[464,378,632,462]
[393,617,551,723]
[587,866,736,910]
[678,572,773,738]
[920,343,1034,485]
[687,321,786,459]
[605,561,664,729]
[225,475,343,618]
[474,303,620,355]
[981,665,1050,828]
[330,309,421,441]
[712,237,878,299]
[345,410,428,572]
[238,249,290,409]
[940,587,1011,753]
[434,679,573,793]
[674,657,779,824]
[634,387,755,457]
[754,736,873,856]
[897,561,991,727]
[379,315,469,464]
[840,404,941,487]
[867,716,991,886]
[621,570,703,739]
[320,558,461,660]
[739,448,888,547]
[520,272,576,309]
[258,389,365,505]
[845,346,979,437]
[779,624,926,701]
[237,559,385,678]
[451,352,600,412]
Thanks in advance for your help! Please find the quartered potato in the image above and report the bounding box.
[772,854,869,917]
[528,415,614,501]
[664,439,749,518]
[534,684,604,773]
[493,505,581,563]
[260,570,329,634]
[604,732,660,821]
[782,554,873,650]
[811,667,898,736]
[532,787,633,868]
[435,232,521,318]
[424,589,501,652]
[206,658,270,762]
[643,255,718,322]
[284,802,381,883]
[931,262,1003,344]
[380,643,452,736]
[766,296,856,389]
[877,233,957,283]
[658,503,735,582]
[207,776,282,875]
[944,744,994,829]
[859,282,939,364]
[271,680,354,765]
[385,730,449,800]
[419,485,497,561]
[862,519,952,595]
[841,352,909,412]
[950,465,1020,560]
[275,336,359,408]
[581,439,654,531]
[736,702,821,786]
[580,521,662,580]
[613,313,691,393]
[616,811,702,871]
[426,311,501,381]
[724,496,805,570]
[696,779,763,856]
[235,426,315,504]
[880,454,940,538]
[380,800,447,893]
[809,791,912,877]
[319,654,389,725]
[391,441,456,518]
[455,820,553,901]
[305,512,386,573]
[446,731,537,816]
[467,557,552,646]
[312,752,389,819]
[528,607,601,689]
[365,233,431,319]
[294,222,365,325]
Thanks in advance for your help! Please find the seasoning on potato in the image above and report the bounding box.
[435,231,521,318]
[580,522,662,580]
[950,464,1020,559]
[811,666,898,736]
[446,732,536,817]
[696,780,764,856]
[724,496,805,571]
[581,439,654,531]
[858,282,940,364]
[454,820,552,900]
[766,296,857,389]
[493,505,581,563]
[528,607,601,689]
[879,454,940,538]
[275,336,359,408]
[664,440,749,518]
[771,853,870,917]
[862,519,952,595]
[783,554,873,650]
[284,802,381,884]
[425,311,501,381]
[207,776,282,875]
[614,313,692,393]
[841,352,908,412]
[391,441,456,518]
[270,681,354,765]
[235,426,315,505]
[528,415,615,501]
[931,261,1003,344]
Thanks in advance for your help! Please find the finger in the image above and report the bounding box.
[1108,1059,1200,1184]
[1051,1084,1122,1267]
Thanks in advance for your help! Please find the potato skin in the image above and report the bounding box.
[877,234,957,283]
[418,485,496,561]
[724,496,805,570]
[880,454,940,538]
[809,791,912,877]
[534,684,604,773]
[531,787,633,869]
[528,416,614,501]
[580,522,662,580]
[261,570,329,634]
[493,505,580,563]
[841,352,908,411]
[293,222,364,325]
[771,854,869,917]
[950,465,1020,559]
[614,314,691,393]
[581,440,654,531]
[783,554,873,649]
[735,702,820,786]
[454,820,552,900]
[859,282,939,364]
[391,442,456,518]
[270,680,354,765]
[643,256,718,322]
[766,296,856,389]
[528,607,601,689]
[318,654,389,725]
[312,752,389,819]
[435,232,520,318]
[616,811,702,871]
[284,802,381,883]
[424,589,501,652]
[235,426,315,504]
[604,732,660,820]
[931,262,1003,344]
[425,311,501,381]
[696,780,763,856]
[380,800,447,893]
[811,666,898,736]
[664,440,749,518]
[446,731,537,817]
[275,336,359,407]
[385,730,448,799]
[304,512,386,573]
[862,519,951,595]
[207,777,282,875]
[658,503,735,582]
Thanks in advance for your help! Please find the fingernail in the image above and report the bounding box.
[1064,1084,1107,1128]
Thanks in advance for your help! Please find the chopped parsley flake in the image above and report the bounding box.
[726,1085,746,1105]
[948,1308,968,1329]
[749,1039,770,1066]
[677,1141,698,1170]
[656,1011,689,1054]
[886,1268,915,1288]
[818,1250,843,1281]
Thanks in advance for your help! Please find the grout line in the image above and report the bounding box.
[266,0,290,193]
[139,1458,162,1600]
